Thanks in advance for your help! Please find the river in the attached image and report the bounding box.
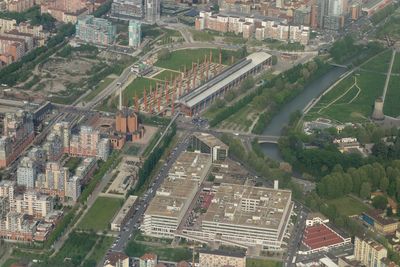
[261,66,347,161]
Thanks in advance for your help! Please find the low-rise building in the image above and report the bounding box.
[362,210,398,234]
[111,196,137,231]
[139,253,157,267]
[104,251,130,267]
[189,132,228,162]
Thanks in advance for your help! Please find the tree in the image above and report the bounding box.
[360,182,371,199]
[271,55,278,65]
[380,176,389,192]
[372,141,388,159]
[372,195,388,210]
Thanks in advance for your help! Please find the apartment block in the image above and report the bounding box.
[6,0,35,12]
[14,190,53,218]
[0,111,35,168]
[36,162,69,197]
[17,157,37,189]
[0,212,36,241]
[76,15,116,46]
[69,126,110,160]
[354,237,388,267]
[43,132,64,161]
[128,19,141,48]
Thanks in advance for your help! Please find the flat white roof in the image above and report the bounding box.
[180,52,271,108]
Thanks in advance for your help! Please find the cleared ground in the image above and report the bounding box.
[247,259,283,267]
[78,197,123,231]
[326,196,368,216]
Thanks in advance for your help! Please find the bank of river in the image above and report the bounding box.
[260,66,347,161]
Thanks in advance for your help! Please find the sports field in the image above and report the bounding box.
[326,196,368,216]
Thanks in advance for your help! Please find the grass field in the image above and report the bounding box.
[155,48,242,71]
[122,77,158,106]
[83,77,115,103]
[246,259,283,267]
[392,51,400,74]
[153,69,181,81]
[78,197,123,231]
[361,49,393,73]
[383,75,400,117]
[326,196,368,216]
[56,231,98,265]
[84,236,114,265]
[125,240,191,262]
[306,71,386,123]
[189,29,215,41]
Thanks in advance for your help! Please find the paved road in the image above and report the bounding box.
[285,205,308,266]
[111,131,191,253]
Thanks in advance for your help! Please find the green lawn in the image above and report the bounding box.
[247,258,283,267]
[361,49,393,73]
[306,71,386,123]
[391,51,400,74]
[84,236,114,266]
[326,196,368,216]
[189,29,215,41]
[2,258,20,267]
[125,240,191,262]
[121,77,157,107]
[383,75,400,117]
[155,48,243,71]
[153,70,180,81]
[78,197,123,231]
[83,77,115,103]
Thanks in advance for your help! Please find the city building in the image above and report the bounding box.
[40,0,93,23]
[6,0,34,12]
[111,195,137,231]
[198,250,246,267]
[361,210,398,234]
[111,0,144,20]
[0,111,34,168]
[36,162,69,197]
[354,237,388,267]
[17,157,37,189]
[184,184,293,250]
[139,253,158,267]
[128,20,141,48]
[51,122,70,154]
[104,251,130,267]
[14,190,54,218]
[302,220,351,253]
[145,0,160,23]
[0,212,36,241]
[179,52,272,116]
[142,152,212,238]
[69,126,110,160]
[43,132,64,161]
[76,15,116,46]
[189,132,228,162]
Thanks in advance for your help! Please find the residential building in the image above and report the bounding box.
[139,253,157,267]
[36,162,69,197]
[362,210,398,234]
[43,132,64,161]
[0,111,34,168]
[189,132,228,162]
[0,212,36,241]
[0,18,17,32]
[111,0,144,20]
[40,0,95,23]
[51,122,70,154]
[145,0,160,23]
[199,250,246,267]
[104,251,130,267]
[76,15,116,46]
[69,126,110,160]
[14,191,53,218]
[128,19,141,47]
[66,175,80,202]
[142,152,212,238]
[17,157,37,189]
[111,196,137,231]
[354,237,387,267]
[6,0,34,12]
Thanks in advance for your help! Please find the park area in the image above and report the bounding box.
[326,196,368,216]
[78,197,123,231]
[306,49,400,123]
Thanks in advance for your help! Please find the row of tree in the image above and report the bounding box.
[317,161,400,202]
[370,2,400,25]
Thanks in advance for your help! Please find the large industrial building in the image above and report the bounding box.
[142,152,212,238]
[179,52,272,116]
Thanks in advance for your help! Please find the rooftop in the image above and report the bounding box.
[303,223,345,250]
[192,132,228,149]
[168,152,212,181]
[180,52,271,108]
[111,195,137,226]
[199,249,246,258]
[202,183,291,230]
[104,252,129,265]
[364,210,398,226]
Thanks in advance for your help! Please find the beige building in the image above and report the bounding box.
[142,152,212,238]
[104,251,130,267]
[190,132,228,162]
[354,237,387,267]
[199,250,246,267]
[14,190,53,218]
[111,196,137,231]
